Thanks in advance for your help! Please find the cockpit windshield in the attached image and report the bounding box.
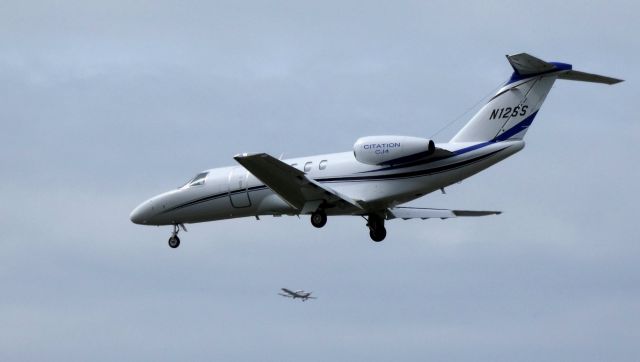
[180,172,209,189]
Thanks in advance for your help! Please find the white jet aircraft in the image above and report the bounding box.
[130,53,622,248]
[278,288,317,301]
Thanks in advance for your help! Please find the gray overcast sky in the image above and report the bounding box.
[1,1,638,361]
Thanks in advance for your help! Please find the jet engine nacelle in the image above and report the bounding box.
[353,136,435,165]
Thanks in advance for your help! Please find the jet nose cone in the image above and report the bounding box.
[130,202,152,224]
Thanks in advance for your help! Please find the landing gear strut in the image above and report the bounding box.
[168,223,186,248]
[367,214,387,242]
[310,210,327,228]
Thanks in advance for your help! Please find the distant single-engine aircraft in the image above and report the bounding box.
[278,288,316,301]
[130,53,622,248]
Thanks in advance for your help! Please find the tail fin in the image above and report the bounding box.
[450,53,623,143]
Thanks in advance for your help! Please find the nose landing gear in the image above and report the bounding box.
[168,223,187,248]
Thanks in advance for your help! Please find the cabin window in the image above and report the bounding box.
[319,160,328,170]
[304,162,313,172]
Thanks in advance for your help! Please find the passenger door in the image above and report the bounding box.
[228,167,251,208]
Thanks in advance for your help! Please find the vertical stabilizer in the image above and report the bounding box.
[450,53,622,143]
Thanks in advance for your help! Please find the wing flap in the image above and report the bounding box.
[387,207,501,220]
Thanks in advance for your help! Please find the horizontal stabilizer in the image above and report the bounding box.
[558,70,623,85]
[387,207,501,220]
[507,53,558,75]
[507,52,623,84]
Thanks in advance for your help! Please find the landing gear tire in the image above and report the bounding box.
[369,227,387,242]
[367,214,387,242]
[168,235,181,248]
[168,223,184,248]
[311,210,327,228]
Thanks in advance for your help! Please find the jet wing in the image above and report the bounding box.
[234,153,363,212]
[387,207,501,220]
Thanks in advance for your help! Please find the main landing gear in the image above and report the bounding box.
[308,209,387,242]
[168,223,187,248]
[367,214,387,242]
[310,210,327,228]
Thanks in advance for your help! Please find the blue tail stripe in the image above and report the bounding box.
[492,111,538,142]
[452,111,538,155]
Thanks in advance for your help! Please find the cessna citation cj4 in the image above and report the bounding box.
[130,53,622,248]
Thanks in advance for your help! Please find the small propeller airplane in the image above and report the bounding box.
[130,53,623,248]
[278,288,317,301]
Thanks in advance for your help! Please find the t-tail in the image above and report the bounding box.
[450,53,623,143]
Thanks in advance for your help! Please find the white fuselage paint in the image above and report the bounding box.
[130,140,524,226]
[130,53,622,246]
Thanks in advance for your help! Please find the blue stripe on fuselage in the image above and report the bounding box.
[363,111,537,174]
